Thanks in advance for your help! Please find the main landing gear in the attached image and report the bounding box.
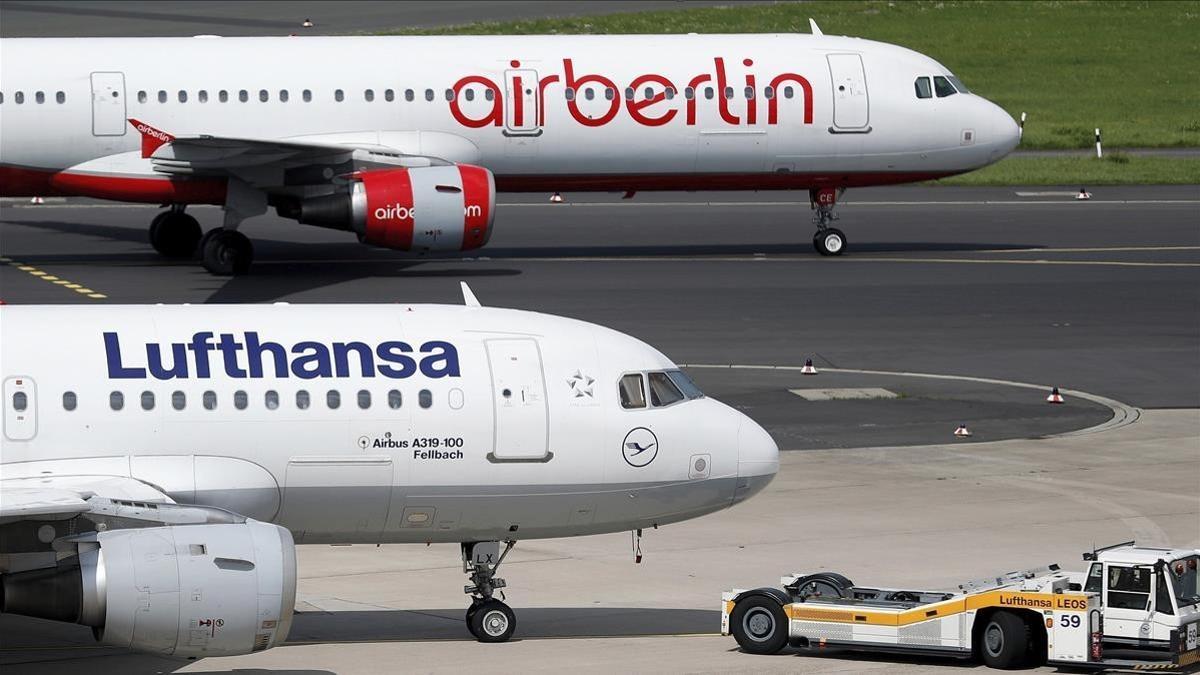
[147,205,254,276]
[810,187,848,257]
[462,541,517,643]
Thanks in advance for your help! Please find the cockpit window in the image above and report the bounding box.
[946,75,970,94]
[933,76,957,98]
[665,370,705,400]
[648,372,684,407]
[619,374,646,409]
[914,77,932,99]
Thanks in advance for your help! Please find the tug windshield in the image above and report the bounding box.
[1171,556,1200,607]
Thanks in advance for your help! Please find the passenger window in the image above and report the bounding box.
[279,89,289,103]
[933,76,957,98]
[425,89,434,101]
[648,372,684,407]
[62,391,77,411]
[265,390,279,410]
[724,86,733,99]
[202,391,216,410]
[12,391,27,411]
[665,87,675,100]
[296,390,310,409]
[784,86,794,99]
[56,91,65,104]
[485,89,494,101]
[384,88,394,102]
[198,89,208,103]
[704,87,714,100]
[259,89,269,102]
[158,90,167,103]
[140,390,154,410]
[914,76,932,99]
[405,89,414,102]
[1,92,4,104]
[419,389,432,409]
[444,88,454,101]
[684,87,694,100]
[1084,563,1103,593]
[1107,565,1152,610]
[234,390,248,410]
[584,88,595,101]
[335,89,344,102]
[565,87,575,101]
[619,374,647,409]
[645,87,654,98]
[110,391,124,410]
[744,86,753,99]
[172,391,186,410]
[388,389,402,409]
[625,87,634,99]
[178,90,187,103]
[219,90,229,103]
[764,86,774,99]
[302,89,312,102]
[604,88,614,100]
[357,389,371,409]
[35,91,45,104]
[364,88,374,102]
[327,389,341,409]
[238,89,248,102]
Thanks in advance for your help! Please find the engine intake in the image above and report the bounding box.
[295,164,495,252]
[1,520,296,658]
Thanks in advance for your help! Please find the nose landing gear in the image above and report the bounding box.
[810,187,848,256]
[462,541,517,642]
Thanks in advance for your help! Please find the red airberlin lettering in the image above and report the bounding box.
[446,58,814,129]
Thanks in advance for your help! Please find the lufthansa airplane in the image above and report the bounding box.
[0,29,1020,273]
[0,290,780,654]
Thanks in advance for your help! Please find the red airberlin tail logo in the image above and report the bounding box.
[448,57,814,130]
[128,119,175,158]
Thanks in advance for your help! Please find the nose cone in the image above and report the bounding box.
[734,417,779,504]
[986,101,1021,157]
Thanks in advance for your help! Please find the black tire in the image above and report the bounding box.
[791,572,855,600]
[469,599,515,643]
[149,211,202,258]
[814,228,847,256]
[202,229,254,276]
[465,603,480,638]
[729,595,789,655]
[979,611,1032,669]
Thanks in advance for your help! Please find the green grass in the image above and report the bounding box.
[390,1,1200,150]
[933,154,1200,185]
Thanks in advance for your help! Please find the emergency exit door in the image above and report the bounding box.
[826,54,870,131]
[486,338,549,460]
[90,72,127,136]
[3,377,37,441]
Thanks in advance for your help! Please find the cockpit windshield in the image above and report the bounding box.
[933,76,957,98]
[946,75,971,94]
[665,370,705,400]
[1170,556,1200,607]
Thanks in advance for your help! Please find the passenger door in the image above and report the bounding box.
[826,54,870,131]
[503,68,541,136]
[90,72,127,136]
[485,338,549,461]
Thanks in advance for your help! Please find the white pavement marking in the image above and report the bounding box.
[681,363,1142,437]
[1014,191,1083,197]
[788,387,898,401]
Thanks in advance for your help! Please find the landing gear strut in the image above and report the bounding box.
[810,187,847,256]
[462,541,517,642]
[148,205,202,258]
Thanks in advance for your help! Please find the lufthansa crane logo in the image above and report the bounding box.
[622,427,658,467]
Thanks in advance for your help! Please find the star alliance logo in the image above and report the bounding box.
[566,369,594,398]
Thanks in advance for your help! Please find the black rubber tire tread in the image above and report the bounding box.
[729,595,789,655]
[979,610,1033,669]
[149,212,201,258]
[469,599,515,643]
[792,572,855,600]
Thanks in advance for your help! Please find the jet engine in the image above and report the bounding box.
[0,520,296,658]
[289,164,495,252]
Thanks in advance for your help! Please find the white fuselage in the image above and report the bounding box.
[0,304,779,544]
[0,34,1019,196]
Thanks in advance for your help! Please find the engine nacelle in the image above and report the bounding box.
[295,164,495,252]
[1,520,296,658]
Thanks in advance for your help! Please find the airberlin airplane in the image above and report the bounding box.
[0,289,780,651]
[0,29,1020,274]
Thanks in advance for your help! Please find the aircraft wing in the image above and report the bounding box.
[0,475,175,524]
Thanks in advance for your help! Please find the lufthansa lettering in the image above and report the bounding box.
[104,331,461,380]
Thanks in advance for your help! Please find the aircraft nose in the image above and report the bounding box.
[733,416,779,504]
[986,101,1021,155]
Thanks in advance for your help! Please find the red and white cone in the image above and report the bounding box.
[800,358,818,375]
[301,18,314,28]
[1076,187,1091,201]
[1046,387,1065,404]
[29,196,45,205]
[549,192,563,203]
[954,424,972,438]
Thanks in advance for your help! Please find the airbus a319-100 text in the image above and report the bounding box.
[0,290,780,652]
[0,26,1020,273]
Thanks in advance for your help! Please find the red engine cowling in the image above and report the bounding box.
[296,164,495,252]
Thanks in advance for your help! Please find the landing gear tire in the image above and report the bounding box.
[469,599,515,643]
[729,595,789,655]
[149,211,202,258]
[201,229,254,276]
[978,611,1033,669]
[814,228,847,256]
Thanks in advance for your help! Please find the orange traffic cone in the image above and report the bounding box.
[1046,387,1065,404]
[800,358,818,375]
[549,192,563,203]
[1075,187,1091,201]
[954,424,972,438]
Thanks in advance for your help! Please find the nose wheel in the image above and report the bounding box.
[810,187,848,256]
[813,228,847,256]
[462,541,517,642]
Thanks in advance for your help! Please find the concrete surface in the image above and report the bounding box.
[4,409,1196,673]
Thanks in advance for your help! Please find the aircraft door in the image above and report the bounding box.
[3,377,36,441]
[826,54,870,131]
[486,338,550,461]
[503,69,541,136]
[90,72,127,136]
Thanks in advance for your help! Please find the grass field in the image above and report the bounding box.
[396,1,1200,151]
[935,154,1200,185]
